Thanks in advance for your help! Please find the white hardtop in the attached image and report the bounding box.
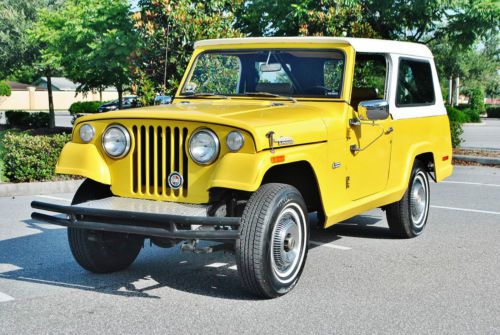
[194,37,433,59]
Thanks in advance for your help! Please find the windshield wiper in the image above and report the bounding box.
[181,92,229,99]
[242,92,297,103]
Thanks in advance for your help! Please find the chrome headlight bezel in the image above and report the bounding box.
[101,124,131,159]
[79,124,95,143]
[226,131,245,152]
[188,128,220,165]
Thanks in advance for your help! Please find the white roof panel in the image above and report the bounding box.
[194,37,433,58]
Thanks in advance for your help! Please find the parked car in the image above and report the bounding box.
[97,96,140,112]
[154,95,172,105]
[32,37,453,298]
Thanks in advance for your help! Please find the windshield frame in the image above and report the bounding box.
[178,48,347,101]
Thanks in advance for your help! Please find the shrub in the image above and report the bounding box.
[446,106,464,148]
[5,110,50,128]
[462,108,481,123]
[0,81,11,96]
[486,106,500,118]
[449,121,463,148]
[468,88,485,115]
[68,101,102,115]
[2,132,70,182]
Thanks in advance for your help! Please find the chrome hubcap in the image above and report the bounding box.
[410,173,428,227]
[270,204,306,284]
[273,218,299,271]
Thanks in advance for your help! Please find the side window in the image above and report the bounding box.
[187,53,240,94]
[396,59,435,106]
[351,54,387,109]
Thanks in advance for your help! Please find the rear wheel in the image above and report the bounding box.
[236,183,309,298]
[386,161,430,238]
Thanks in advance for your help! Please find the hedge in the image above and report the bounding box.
[5,110,50,128]
[486,106,500,118]
[68,101,102,115]
[2,132,71,182]
[446,106,464,147]
[0,81,11,96]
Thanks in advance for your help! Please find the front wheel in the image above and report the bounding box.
[236,183,309,298]
[386,161,430,238]
[68,228,143,273]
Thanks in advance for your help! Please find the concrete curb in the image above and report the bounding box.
[0,179,83,197]
[454,155,500,166]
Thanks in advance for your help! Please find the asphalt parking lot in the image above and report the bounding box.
[0,165,499,334]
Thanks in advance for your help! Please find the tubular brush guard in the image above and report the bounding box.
[31,200,240,240]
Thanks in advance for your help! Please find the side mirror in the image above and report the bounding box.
[357,100,390,121]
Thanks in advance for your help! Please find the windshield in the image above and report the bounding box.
[180,49,345,99]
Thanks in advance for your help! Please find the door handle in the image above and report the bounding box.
[385,127,394,134]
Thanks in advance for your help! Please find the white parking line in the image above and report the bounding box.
[36,195,71,202]
[443,181,500,188]
[17,277,94,289]
[310,241,351,250]
[0,291,14,303]
[431,205,500,216]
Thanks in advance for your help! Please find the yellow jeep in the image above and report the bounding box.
[32,37,453,298]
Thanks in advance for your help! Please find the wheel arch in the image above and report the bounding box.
[414,152,436,182]
[261,161,324,215]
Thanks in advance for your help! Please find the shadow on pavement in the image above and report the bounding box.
[0,213,390,301]
[328,214,394,240]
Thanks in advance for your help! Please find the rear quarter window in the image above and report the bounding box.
[396,59,435,107]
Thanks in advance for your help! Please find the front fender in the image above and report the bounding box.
[56,143,111,185]
[209,143,327,192]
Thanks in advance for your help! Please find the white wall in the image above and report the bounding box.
[0,89,118,111]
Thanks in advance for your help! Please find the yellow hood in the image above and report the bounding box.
[76,99,339,151]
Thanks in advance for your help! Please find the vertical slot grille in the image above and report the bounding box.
[132,124,189,197]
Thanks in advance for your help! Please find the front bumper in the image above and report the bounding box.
[31,197,240,240]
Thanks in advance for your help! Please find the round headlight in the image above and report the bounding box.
[189,129,219,165]
[79,124,95,143]
[226,131,244,152]
[102,125,131,159]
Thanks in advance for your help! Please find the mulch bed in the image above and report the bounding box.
[452,159,499,168]
[453,148,500,158]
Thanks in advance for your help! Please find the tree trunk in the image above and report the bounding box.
[46,72,55,128]
[454,77,460,107]
[448,77,453,105]
[117,84,123,109]
[99,87,103,102]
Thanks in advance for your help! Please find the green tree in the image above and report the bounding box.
[236,0,499,49]
[133,0,242,95]
[0,0,39,82]
[236,0,376,37]
[34,0,138,109]
[0,0,64,83]
[1,0,64,128]
[0,81,11,97]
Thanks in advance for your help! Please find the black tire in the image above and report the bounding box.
[68,228,143,273]
[386,161,430,238]
[236,183,309,298]
[69,179,142,273]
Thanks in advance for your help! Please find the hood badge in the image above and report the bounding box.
[266,131,294,153]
